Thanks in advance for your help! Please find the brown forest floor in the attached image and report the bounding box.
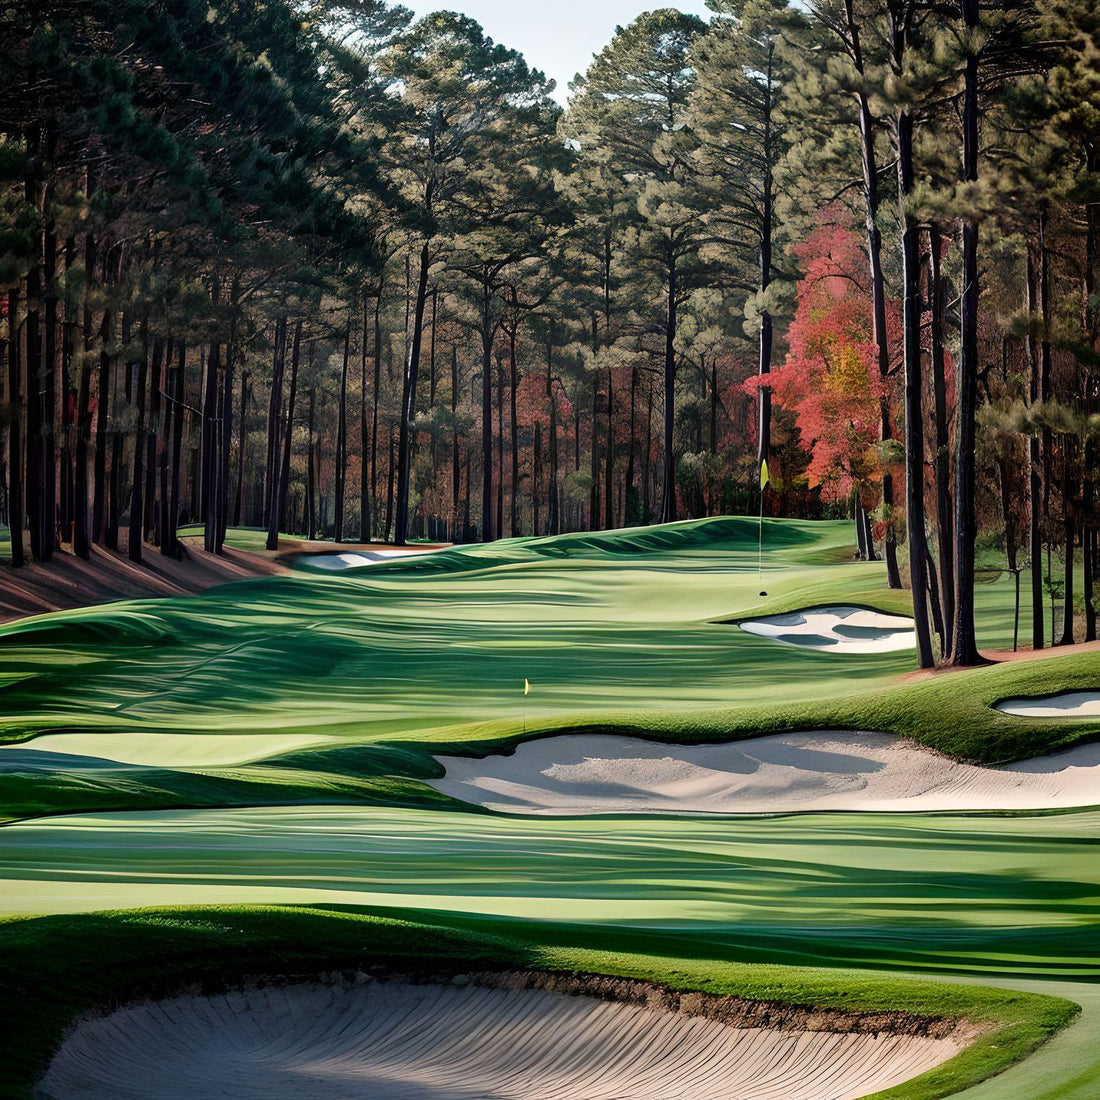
[0,541,285,625]
[0,535,449,625]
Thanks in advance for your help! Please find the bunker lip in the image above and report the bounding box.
[38,968,977,1100]
[428,731,1100,816]
[291,546,444,571]
[734,605,917,654]
[995,691,1100,718]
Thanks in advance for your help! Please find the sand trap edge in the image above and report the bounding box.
[42,966,977,1048]
[994,691,1100,719]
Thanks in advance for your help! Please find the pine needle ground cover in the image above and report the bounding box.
[0,518,1097,1097]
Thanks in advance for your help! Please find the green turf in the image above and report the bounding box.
[3,805,1097,980]
[0,517,1096,822]
[0,906,1079,1100]
[1,516,1097,1098]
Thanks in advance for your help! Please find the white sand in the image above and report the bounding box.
[739,606,916,653]
[0,730,342,770]
[37,979,964,1100]
[429,731,1100,815]
[304,548,439,571]
[995,692,1100,718]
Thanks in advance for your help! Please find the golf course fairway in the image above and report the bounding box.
[1,518,1098,1098]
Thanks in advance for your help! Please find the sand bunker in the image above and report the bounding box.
[303,548,439,571]
[995,692,1100,719]
[429,731,1100,815]
[0,730,342,771]
[37,975,965,1100]
[739,606,915,653]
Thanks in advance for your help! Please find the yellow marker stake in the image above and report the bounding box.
[522,679,530,734]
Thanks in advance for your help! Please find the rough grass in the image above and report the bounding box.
[0,906,1078,1100]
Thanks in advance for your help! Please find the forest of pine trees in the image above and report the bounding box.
[1,0,1098,668]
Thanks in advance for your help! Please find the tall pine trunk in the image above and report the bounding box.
[661,263,677,523]
[334,313,351,543]
[6,289,25,566]
[395,241,432,545]
[896,100,935,669]
[1026,250,1044,648]
[929,229,955,657]
[948,0,983,666]
[127,318,149,564]
[274,320,302,543]
[263,316,287,544]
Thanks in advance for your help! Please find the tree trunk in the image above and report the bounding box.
[496,355,504,541]
[384,425,395,540]
[589,369,600,531]
[897,105,935,669]
[1026,249,1044,648]
[233,370,248,528]
[480,302,494,543]
[215,303,237,554]
[306,386,316,541]
[1059,440,1075,646]
[370,287,383,540]
[604,365,614,529]
[845,0,899,589]
[144,338,163,542]
[947,0,983,666]
[73,256,94,560]
[452,344,461,541]
[92,308,111,546]
[360,297,371,542]
[272,320,302,548]
[6,289,24,566]
[756,42,775,476]
[662,263,678,523]
[395,241,432,545]
[509,323,520,537]
[334,313,351,543]
[165,341,185,558]
[127,318,148,564]
[929,228,955,658]
[202,280,223,553]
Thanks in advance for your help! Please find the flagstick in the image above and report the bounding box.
[758,484,763,576]
[758,465,765,578]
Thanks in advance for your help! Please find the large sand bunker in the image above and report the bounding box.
[37,974,966,1100]
[738,606,915,653]
[429,731,1100,815]
[302,548,440,571]
[995,691,1100,718]
[0,730,343,770]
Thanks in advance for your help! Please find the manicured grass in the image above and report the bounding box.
[3,805,1097,982]
[1,516,1096,1099]
[0,517,1096,821]
[0,905,1079,1100]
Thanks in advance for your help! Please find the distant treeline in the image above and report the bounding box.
[1,0,1097,667]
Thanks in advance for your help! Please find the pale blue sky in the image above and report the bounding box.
[403,2,715,103]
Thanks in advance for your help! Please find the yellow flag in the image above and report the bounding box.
[524,678,530,696]
[760,459,770,490]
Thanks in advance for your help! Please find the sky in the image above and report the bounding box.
[402,2,715,104]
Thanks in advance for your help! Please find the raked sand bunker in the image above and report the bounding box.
[429,731,1100,815]
[738,606,916,653]
[37,976,967,1100]
[996,691,1100,718]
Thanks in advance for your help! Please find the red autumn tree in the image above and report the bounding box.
[748,221,899,509]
